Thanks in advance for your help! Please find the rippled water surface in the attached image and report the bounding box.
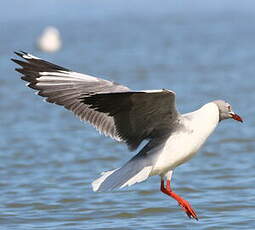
[1,0,255,229]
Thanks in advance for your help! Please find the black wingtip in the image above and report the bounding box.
[14,51,24,57]
[13,51,31,59]
[11,58,29,68]
[12,50,70,72]
[15,68,25,74]
[20,51,29,56]
[11,58,22,64]
[12,51,28,65]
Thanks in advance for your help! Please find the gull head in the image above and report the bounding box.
[214,100,243,123]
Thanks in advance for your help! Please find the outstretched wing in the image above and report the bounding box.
[12,51,180,151]
[12,51,130,141]
[81,89,180,150]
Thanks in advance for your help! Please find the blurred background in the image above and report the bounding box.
[1,0,255,229]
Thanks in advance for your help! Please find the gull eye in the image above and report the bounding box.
[227,105,231,111]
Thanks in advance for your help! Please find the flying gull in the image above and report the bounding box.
[12,51,243,220]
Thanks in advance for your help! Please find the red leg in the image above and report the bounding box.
[161,179,198,220]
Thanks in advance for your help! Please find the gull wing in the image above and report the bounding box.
[12,52,180,151]
[81,89,180,150]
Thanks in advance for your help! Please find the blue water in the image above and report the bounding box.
[1,0,255,229]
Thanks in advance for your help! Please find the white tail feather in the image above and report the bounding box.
[91,166,152,192]
[92,168,119,192]
[120,166,152,188]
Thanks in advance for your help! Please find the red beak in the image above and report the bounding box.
[230,113,243,123]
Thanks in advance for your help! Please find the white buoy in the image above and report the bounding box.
[37,26,62,52]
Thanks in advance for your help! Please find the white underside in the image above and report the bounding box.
[151,102,219,176]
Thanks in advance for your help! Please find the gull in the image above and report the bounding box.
[37,26,61,52]
[12,51,243,220]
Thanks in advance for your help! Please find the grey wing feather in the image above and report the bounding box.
[81,90,180,150]
[12,51,130,141]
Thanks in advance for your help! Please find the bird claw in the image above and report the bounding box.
[178,199,198,220]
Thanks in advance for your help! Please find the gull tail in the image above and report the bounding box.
[92,157,153,192]
[92,137,167,192]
